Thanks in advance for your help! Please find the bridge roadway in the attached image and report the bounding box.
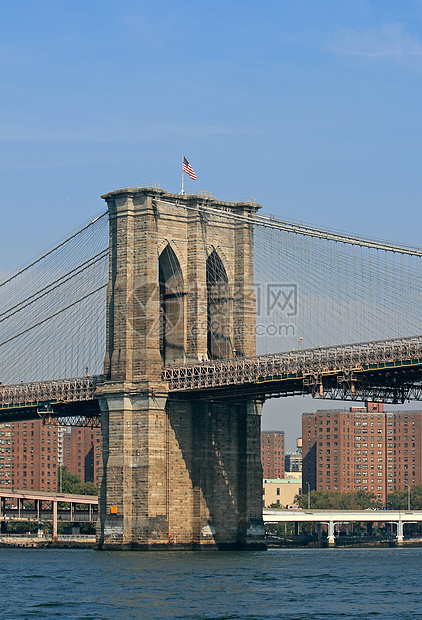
[0,489,98,538]
[263,508,422,546]
[1,335,422,423]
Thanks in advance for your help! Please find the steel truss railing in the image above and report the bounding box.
[1,336,422,414]
[38,412,102,428]
[162,335,422,395]
[0,375,103,409]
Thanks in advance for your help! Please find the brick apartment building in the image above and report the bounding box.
[302,403,422,504]
[0,420,101,492]
[0,420,65,492]
[63,426,101,485]
[261,431,285,479]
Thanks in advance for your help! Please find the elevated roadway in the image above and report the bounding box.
[263,508,422,546]
[0,489,98,538]
[1,335,422,423]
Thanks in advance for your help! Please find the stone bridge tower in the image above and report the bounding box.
[96,186,264,549]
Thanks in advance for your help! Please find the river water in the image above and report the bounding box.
[1,547,421,619]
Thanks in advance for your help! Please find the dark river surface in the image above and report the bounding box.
[1,547,421,619]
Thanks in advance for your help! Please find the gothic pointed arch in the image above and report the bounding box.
[206,244,232,281]
[206,249,232,359]
[159,244,186,364]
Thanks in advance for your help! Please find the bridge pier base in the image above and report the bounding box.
[97,389,265,550]
[96,388,169,550]
[327,521,335,547]
[397,520,404,546]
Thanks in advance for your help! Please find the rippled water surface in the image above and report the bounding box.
[1,547,421,619]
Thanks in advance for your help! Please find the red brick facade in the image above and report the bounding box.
[66,427,101,485]
[261,431,285,479]
[0,420,63,492]
[302,404,422,504]
[0,420,100,491]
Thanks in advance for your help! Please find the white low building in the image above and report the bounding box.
[263,476,302,508]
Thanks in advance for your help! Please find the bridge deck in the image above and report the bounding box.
[1,335,422,421]
[164,335,422,400]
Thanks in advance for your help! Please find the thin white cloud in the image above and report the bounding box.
[0,120,258,144]
[327,24,422,61]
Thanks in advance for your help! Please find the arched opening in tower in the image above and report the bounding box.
[159,244,185,365]
[206,250,232,360]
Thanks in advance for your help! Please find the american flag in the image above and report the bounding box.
[182,156,196,180]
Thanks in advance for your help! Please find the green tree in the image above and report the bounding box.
[387,485,422,510]
[59,466,97,496]
[294,490,379,510]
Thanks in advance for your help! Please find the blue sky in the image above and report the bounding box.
[2,0,422,446]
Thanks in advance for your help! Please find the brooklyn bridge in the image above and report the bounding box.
[1,186,422,549]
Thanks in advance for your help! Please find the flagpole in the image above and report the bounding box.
[179,154,185,195]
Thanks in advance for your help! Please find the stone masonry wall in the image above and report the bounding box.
[97,187,264,549]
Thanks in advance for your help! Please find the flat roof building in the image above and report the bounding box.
[64,427,101,485]
[263,477,302,508]
[0,420,100,492]
[0,420,64,492]
[302,403,422,504]
[261,431,285,479]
